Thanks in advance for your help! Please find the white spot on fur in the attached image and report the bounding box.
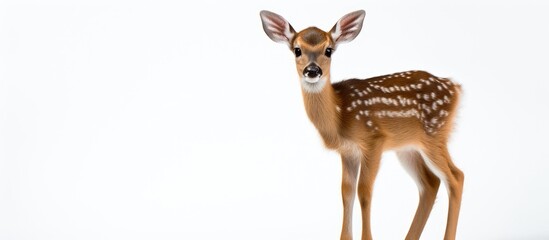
[437,121,446,128]
[444,95,451,103]
[422,104,431,113]
[373,109,420,118]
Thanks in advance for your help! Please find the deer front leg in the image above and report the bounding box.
[357,147,382,240]
[340,154,360,240]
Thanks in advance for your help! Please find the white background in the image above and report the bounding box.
[1,0,548,239]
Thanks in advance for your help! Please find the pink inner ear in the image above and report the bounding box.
[265,16,287,35]
[340,14,361,33]
[339,32,354,40]
[272,32,288,41]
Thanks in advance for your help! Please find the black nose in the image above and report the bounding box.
[303,64,322,78]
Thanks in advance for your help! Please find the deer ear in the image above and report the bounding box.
[330,10,366,46]
[260,10,296,47]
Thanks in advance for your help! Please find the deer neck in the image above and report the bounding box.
[301,76,342,149]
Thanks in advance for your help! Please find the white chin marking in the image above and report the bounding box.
[304,77,320,83]
[301,77,327,93]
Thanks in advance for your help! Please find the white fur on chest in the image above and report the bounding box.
[338,140,362,160]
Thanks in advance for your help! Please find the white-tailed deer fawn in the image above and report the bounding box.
[260,10,464,240]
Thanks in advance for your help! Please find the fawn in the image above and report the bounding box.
[260,10,464,240]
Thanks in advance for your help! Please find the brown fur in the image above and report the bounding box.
[298,29,464,240]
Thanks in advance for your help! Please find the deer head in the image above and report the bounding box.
[260,10,366,93]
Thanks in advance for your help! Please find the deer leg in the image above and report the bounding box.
[397,150,441,240]
[340,154,360,240]
[420,145,464,240]
[357,148,382,240]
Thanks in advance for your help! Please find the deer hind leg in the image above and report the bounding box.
[340,154,360,240]
[419,145,464,240]
[397,149,441,240]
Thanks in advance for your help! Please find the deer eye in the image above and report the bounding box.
[325,48,333,57]
[294,47,302,57]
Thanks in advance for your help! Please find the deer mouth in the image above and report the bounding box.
[300,76,327,93]
[303,76,321,83]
